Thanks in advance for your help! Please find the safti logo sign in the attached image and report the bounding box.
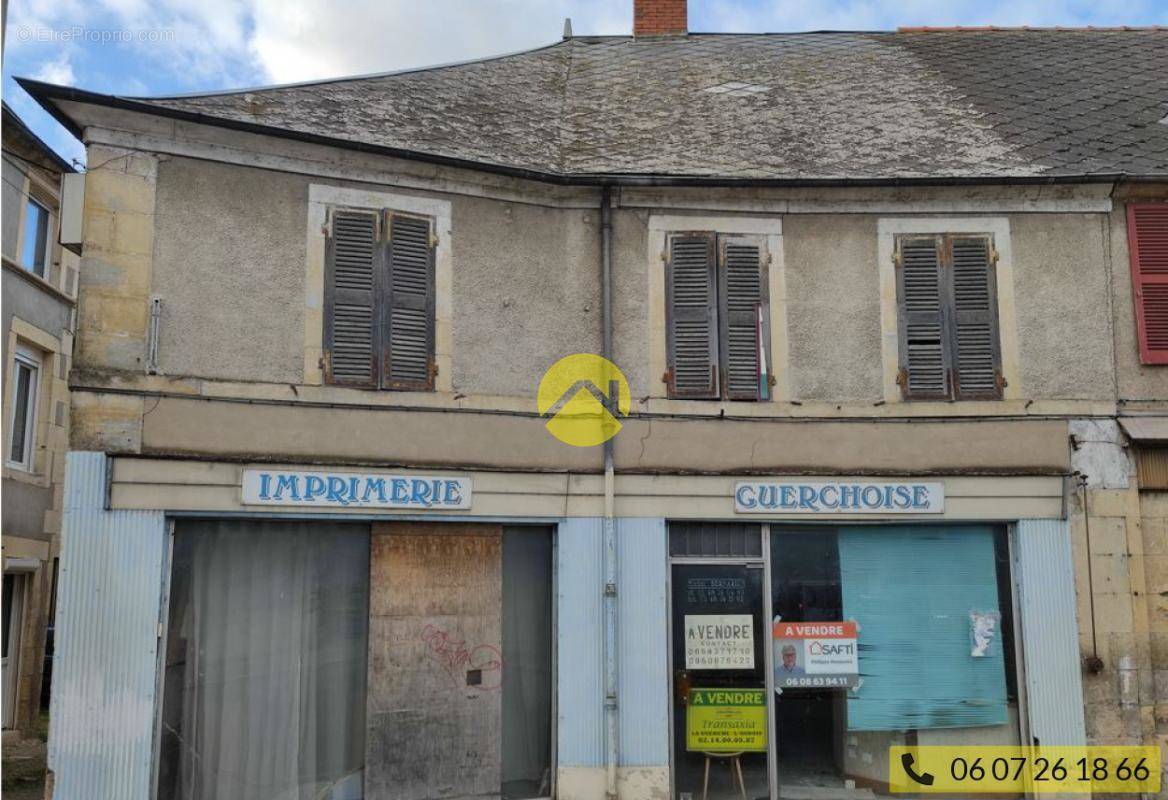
[537,354,630,447]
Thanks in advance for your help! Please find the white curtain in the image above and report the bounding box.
[159,520,368,800]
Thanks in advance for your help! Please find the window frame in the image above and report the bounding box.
[878,217,1018,405]
[893,232,1004,402]
[307,185,453,393]
[1127,202,1168,365]
[7,345,41,471]
[322,205,437,392]
[663,229,773,402]
[20,196,52,278]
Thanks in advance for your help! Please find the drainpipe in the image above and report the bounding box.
[601,184,619,800]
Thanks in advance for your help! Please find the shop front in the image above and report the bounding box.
[667,519,1023,800]
[49,455,1083,800]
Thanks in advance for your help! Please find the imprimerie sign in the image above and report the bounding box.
[735,481,944,514]
[242,469,472,510]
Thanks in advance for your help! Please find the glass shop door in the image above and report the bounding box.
[670,561,771,800]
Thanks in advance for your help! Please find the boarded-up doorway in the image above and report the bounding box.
[366,522,504,800]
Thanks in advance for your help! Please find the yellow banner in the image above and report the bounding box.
[889,745,1160,794]
[685,688,767,753]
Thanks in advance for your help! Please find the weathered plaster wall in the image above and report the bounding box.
[782,214,883,402]
[152,157,306,384]
[1069,424,1159,748]
[450,193,601,397]
[1139,491,1168,755]
[1109,187,1168,405]
[1011,213,1115,400]
[612,207,652,398]
[146,156,605,397]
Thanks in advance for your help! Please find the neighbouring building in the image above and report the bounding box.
[18,2,1168,798]
[1,101,78,741]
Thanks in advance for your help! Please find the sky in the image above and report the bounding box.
[3,0,1167,168]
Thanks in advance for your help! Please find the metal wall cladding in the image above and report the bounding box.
[1015,518,1087,745]
[50,452,167,800]
[556,517,671,768]
[557,517,605,767]
[616,518,669,767]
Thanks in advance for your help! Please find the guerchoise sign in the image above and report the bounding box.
[734,481,944,514]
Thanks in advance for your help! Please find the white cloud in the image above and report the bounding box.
[247,0,630,84]
[32,54,76,85]
[5,0,1166,98]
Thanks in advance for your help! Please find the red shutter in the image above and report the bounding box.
[1129,203,1168,365]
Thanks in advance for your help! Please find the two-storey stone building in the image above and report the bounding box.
[2,101,78,742]
[20,3,1168,798]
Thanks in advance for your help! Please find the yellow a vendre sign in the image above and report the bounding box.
[686,688,767,752]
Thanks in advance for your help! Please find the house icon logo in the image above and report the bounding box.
[537,354,630,447]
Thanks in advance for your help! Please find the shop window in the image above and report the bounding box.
[837,526,1007,730]
[664,232,773,400]
[7,346,41,471]
[20,197,50,277]
[768,525,1017,795]
[157,521,553,800]
[157,521,371,800]
[324,207,436,390]
[894,234,1004,400]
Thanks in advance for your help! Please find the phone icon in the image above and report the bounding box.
[901,753,935,786]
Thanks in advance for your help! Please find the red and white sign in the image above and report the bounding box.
[773,621,859,689]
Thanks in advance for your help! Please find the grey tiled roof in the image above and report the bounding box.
[137,31,1168,180]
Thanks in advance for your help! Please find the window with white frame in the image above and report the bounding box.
[20,198,51,278]
[7,346,41,470]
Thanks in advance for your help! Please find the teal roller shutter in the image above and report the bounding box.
[839,526,1007,730]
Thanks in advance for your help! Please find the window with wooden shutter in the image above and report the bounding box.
[384,212,436,389]
[949,236,1002,398]
[324,206,436,391]
[719,236,768,400]
[666,233,719,398]
[324,209,379,387]
[895,233,1002,401]
[1128,203,1168,365]
[664,231,771,401]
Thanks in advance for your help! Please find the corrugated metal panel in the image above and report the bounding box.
[1016,519,1087,746]
[556,517,604,767]
[50,452,167,800]
[617,518,669,766]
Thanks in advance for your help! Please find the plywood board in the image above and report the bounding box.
[365,522,503,800]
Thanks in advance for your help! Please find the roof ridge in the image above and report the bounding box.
[130,37,573,101]
[897,25,1168,32]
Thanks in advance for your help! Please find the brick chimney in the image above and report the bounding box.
[634,0,687,37]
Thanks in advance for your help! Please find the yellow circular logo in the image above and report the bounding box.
[537,354,631,447]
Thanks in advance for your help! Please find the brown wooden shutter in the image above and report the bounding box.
[949,236,1003,399]
[718,235,767,400]
[665,232,719,398]
[383,212,435,389]
[1128,203,1168,365]
[324,209,379,387]
[896,236,950,399]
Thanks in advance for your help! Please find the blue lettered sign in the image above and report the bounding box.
[734,481,943,514]
[242,469,472,510]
